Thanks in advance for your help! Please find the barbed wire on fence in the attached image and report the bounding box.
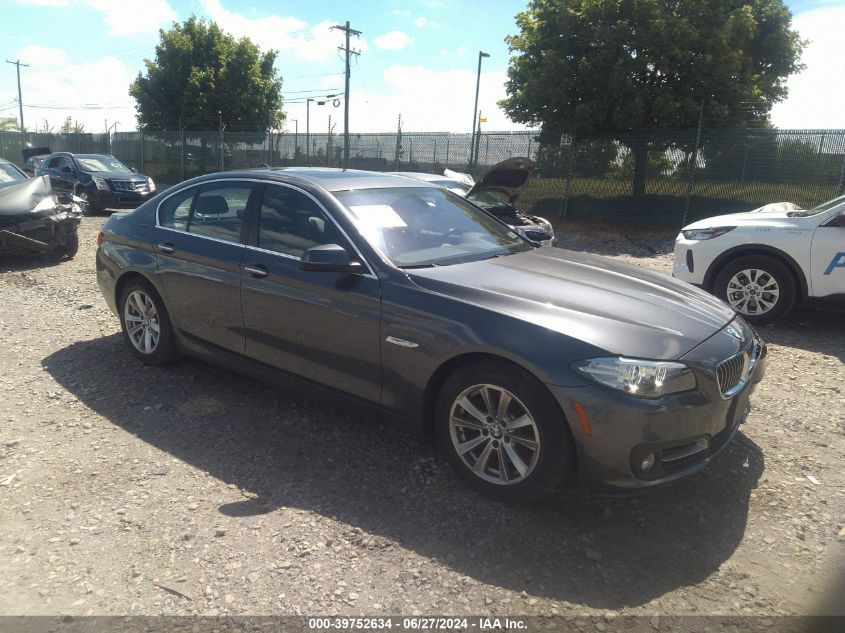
[2,127,843,226]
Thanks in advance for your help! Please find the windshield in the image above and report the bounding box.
[789,194,845,217]
[334,187,530,268]
[429,179,512,210]
[0,163,26,184]
[75,155,132,173]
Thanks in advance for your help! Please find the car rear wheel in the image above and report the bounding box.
[435,359,575,501]
[119,279,177,365]
[713,255,796,325]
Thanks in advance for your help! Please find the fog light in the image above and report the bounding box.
[640,453,656,473]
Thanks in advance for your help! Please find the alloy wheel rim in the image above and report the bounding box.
[124,290,160,354]
[726,268,779,316]
[449,384,540,486]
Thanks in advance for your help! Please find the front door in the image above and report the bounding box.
[152,179,258,353]
[810,209,845,298]
[240,183,382,402]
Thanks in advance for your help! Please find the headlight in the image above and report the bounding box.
[147,177,156,192]
[681,226,736,240]
[573,357,697,398]
[92,176,110,191]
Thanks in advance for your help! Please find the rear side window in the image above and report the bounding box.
[188,182,254,243]
[158,186,196,231]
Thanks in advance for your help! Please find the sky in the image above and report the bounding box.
[0,0,843,135]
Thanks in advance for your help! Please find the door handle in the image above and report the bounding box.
[157,242,175,254]
[243,263,269,278]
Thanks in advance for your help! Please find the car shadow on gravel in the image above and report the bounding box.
[43,334,765,611]
[756,303,845,361]
[0,252,68,272]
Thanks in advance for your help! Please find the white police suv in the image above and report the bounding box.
[673,195,845,324]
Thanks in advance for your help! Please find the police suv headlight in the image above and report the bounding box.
[681,226,736,240]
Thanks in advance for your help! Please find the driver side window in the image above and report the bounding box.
[258,185,344,258]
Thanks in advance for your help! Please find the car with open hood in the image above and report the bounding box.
[391,157,555,246]
[0,174,81,259]
[21,146,51,177]
[35,152,155,213]
[673,195,845,324]
[96,168,766,500]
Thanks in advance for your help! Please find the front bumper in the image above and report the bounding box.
[0,210,80,255]
[92,189,153,209]
[549,325,767,491]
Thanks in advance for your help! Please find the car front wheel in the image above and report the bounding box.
[713,255,796,325]
[435,360,575,501]
[119,279,177,365]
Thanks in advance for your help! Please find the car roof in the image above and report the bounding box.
[389,171,453,183]
[204,167,440,193]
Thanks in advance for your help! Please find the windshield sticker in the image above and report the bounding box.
[348,205,407,229]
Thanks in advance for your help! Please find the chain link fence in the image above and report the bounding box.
[2,127,843,227]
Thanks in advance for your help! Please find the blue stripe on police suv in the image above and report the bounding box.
[824,252,845,275]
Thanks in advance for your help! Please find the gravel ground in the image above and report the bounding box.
[1,216,843,621]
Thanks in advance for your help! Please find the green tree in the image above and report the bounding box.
[130,16,283,133]
[500,0,804,196]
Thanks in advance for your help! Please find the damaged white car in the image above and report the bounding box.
[0,175,82,260]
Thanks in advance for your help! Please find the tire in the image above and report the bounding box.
[119,279,177,366]
[75,187,98,216]
[435,359,575,502]
[713,255,796,325]
[62,229,79,259]
[45,229,79,261]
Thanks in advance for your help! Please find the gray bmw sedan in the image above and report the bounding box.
[96,168,767,501]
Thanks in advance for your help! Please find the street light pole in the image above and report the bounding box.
[469,51,489,171]
[306,99,313,165]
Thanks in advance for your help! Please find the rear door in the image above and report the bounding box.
[152,179,259,353]
[239,182,382,402]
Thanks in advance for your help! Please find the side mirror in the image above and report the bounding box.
[299,244,363,274]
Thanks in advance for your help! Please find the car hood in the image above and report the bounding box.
[21,146,51,161]
[407,248,734,360]
[84,171,147,180]
[683,202,803,229]
[463,157,534,205]
[0,175,54,216]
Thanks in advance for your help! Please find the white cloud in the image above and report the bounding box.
[0,55,137,132]
[15,0,69,6]
[15,45,68,66]
[283,64,525,134]
[771,6,845,129]
[83,0,177,36]
[200,0,367,62]
[414,16,437,28]
[373,31,414,51]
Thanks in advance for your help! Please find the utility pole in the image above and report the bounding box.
[469,51,489,170]
[394,114,402,170]
[218,111,226,172]
[5,59,29,133]
[331,21,362,169]
[306,98,313,165]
